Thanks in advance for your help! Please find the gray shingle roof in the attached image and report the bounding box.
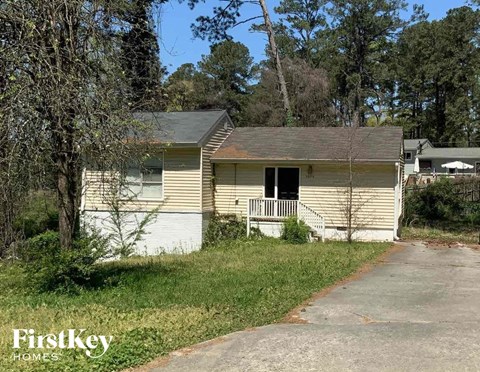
[132,110,227,145]
[404,139,432,150]
[417,147,480,159]
[212,127,403,162]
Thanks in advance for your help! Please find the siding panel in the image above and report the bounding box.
[201,119,234,212]
[84,148,201,212]
[214,163,396,229]
[214,163,264,217]
[301,164,395,229]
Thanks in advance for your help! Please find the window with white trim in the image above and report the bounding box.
[123,156,164,200]
[404,152,412,161]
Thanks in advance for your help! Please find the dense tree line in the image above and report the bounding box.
[162,0,480,147]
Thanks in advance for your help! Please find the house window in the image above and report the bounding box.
[404,152,412,161]
[123,156,164,200]
[419,160,432,172]
[265,167,276,198]
[264,167,300,200]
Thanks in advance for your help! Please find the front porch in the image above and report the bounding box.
[247,198,325,241]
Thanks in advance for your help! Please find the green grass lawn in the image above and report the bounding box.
[0,238,389,372]
[403,227,480,245]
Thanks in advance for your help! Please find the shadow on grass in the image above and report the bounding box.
[6,257,191,296]
[90,258,189,290]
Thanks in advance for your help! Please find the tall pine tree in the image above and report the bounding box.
[396,6,480,145]
[121,0,165,110]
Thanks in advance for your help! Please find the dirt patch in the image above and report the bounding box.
[424,241,480,251]
[282,243,406,324]
[403,237,480,251]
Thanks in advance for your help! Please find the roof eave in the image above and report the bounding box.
[211,158,398,164]
[417,155,480,159]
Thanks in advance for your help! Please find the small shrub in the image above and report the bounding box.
[281,216,310,244]
[404,179,463,225]
[203,215,261,248]
[464,202,480,226]
[105,199,160,258]
[20,231,109,292]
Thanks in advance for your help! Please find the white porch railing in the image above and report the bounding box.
[248,198,298,219]
[247,198,325,241]
[298,202,325,240]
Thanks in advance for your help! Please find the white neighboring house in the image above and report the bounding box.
[81,110,234,255]
[403,139,433,177]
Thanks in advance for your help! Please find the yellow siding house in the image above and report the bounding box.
[82,113,404,254]
[81,110,234,254]
[211,127,404,242]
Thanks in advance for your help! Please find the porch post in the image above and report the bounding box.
[322,220,326,242]
[247,198,251,237]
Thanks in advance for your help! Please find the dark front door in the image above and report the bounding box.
[278,168,299,200]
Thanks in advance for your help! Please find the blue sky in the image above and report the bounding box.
[157,0,468,75]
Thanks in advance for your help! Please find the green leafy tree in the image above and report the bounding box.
[396,6,480,145]
[164,63,201,111]
[198,40,257,123]
[270,0,408,127]
[189,0,293,124]
[164,41,256,124]
[0,0,147,249]
[274,0,327,64]
[323,0,407,127]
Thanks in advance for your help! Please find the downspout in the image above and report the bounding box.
[80,167,86,213]
[200,147,203,213]
[79,167,87,230]
[234,163,237,206]
[212,163,216,214]
[393,162,400,241]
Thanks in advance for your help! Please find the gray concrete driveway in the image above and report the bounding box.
[153,242,480,372]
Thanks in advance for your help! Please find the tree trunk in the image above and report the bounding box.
[352,85,361,127]
[347,154,354,243]
[258,0,292,125]
[57,156,77,250]
[55,114,79,250]
[352,109,360,128]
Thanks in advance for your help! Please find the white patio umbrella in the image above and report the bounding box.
[441,161,474,175]
[414,157,420,173]
[441,161,474,170]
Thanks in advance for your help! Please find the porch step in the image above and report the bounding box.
[247,198,325,242]
[310,230,323,242]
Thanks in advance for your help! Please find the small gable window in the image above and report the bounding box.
[123,156,164,200]
[404,152,412,161]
